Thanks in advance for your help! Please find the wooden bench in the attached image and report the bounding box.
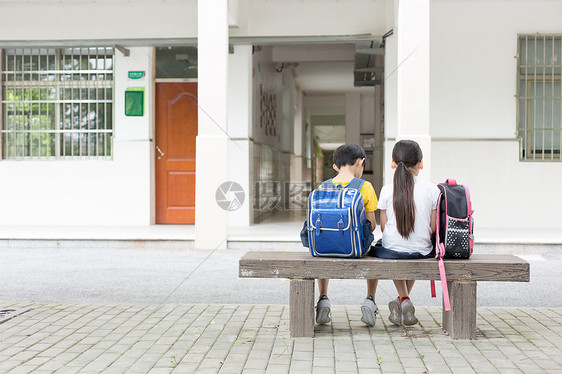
[239,251,530,340]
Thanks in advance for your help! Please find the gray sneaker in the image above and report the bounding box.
[401,299,419,325]
[361,296,379,327]
[388,297,402,326]
[316,295,331,325]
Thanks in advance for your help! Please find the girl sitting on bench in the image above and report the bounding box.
[370,139,440,326]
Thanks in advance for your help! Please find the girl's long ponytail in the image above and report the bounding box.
[391,140,423,239]
[393,162,416,239]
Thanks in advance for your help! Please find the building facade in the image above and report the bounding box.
[0,0,561,248]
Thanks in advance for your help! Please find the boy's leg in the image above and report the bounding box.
[316,279,331,325]
[361,279,379,327]
[366,279,378,297]
[318,278,329,296]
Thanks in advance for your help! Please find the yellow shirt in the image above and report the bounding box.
[331,179,378,213]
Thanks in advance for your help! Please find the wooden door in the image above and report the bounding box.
[155,83,198,224]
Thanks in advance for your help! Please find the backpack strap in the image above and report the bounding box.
[346,177,365,191]
[430,280,436,298]
[431,185,450,310]
[321,178,365,190]
[321,179,335,188]
[439,257,451,311]
[463,185,474,216]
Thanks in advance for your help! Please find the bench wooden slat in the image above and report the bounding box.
[239,251,530,282]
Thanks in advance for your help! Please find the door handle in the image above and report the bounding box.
[156,146,165,157]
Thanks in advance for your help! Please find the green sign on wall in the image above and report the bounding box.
[125,87,144,117]
[128,71,145,80]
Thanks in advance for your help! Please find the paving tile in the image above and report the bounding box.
[0,303,561,374]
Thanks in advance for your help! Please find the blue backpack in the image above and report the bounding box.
[300,178,374,258]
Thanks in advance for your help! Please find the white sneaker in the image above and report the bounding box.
[401,298,419,326]
[361,296,378,327]
[388,297,402,326]
[316,295,331,325]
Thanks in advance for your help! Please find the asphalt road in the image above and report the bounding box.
[0,245,558,308]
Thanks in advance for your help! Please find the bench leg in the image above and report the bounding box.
[442,280,477,340]
[289,279,315,338]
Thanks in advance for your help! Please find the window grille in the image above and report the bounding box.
[517,35,562,161]
[0,47,114,159]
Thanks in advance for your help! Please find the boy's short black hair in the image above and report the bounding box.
[333,144,366,168]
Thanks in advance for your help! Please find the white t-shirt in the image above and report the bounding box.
[378,177,441,255]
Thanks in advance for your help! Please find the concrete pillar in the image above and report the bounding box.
[345,93,361,145]
[195,0,229,249]
[292,90,304,183]
[228,45,253,227]
[372,88,384,199]
[395,0,431,181]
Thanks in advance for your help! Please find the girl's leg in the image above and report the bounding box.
[318,278,329,296]
[393,280,409,298]
[388,280,406,326]
[366,279,378,298]
[406,280,415,294]
[393,280,419,326]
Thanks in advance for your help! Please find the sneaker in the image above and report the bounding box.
[401,298,419,326]
[361,296,379,327]
[388,297,402,326]
[316,295,331,325]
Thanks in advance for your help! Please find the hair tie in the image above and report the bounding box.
[398,160,405,165]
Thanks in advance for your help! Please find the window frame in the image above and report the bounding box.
[516,34,562,161]
[0,47,115,160]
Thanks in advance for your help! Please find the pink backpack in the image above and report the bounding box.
[430,179,474,310]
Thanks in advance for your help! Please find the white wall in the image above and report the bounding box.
[431,0,562,139]
[430,0,562,230]
[280,71,296,153]
[432,140,562,230]
[360,93,376,134]
[0,47,154,225]
[294,90,304,158]
[252,46,296,152]
[0,1,198,40]
[291,89,310,185]
[250,47,300,222]
[231,0,387,37]
[1,0,386,42]
[383,13,398,140]
[345,94,361,145]
[228,45,253,227]
[344,93,376,144]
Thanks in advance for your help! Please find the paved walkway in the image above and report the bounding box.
[0,301,560,373]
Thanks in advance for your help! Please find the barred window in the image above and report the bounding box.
[517,35,561,161]
[0,47,114,160]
